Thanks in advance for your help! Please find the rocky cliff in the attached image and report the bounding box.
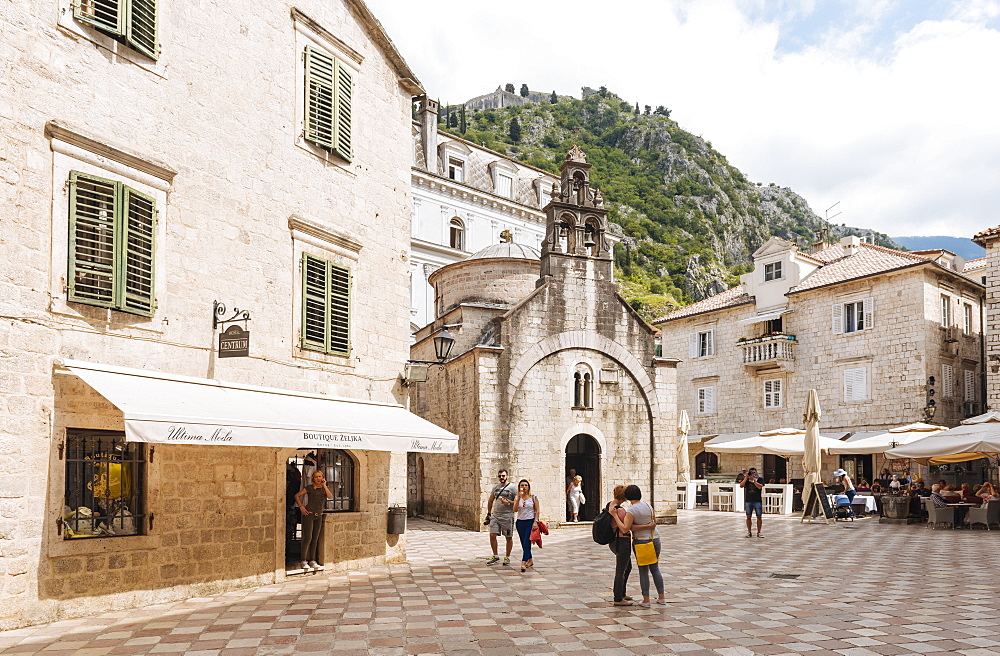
[440,87,895,319]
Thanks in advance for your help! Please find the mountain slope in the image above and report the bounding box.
[439,87,895,319]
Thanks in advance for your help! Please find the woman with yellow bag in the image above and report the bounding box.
[611,485,665,608]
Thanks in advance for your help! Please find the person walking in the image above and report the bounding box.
[607,484,633,606]
[484,469,516,566]
[834,468,856,502]
[740,467,764,538]
[566,475,585,522]
[611,485,664,607]
[513,479,540,572]
[293,469,333,571]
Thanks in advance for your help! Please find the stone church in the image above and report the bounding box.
[409,147,679,528]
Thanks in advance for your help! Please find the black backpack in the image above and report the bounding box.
[592,504,615,545]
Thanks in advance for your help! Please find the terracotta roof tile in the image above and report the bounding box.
[973,225,1000,244]
[652,285,753,324]
[788,242,926,293]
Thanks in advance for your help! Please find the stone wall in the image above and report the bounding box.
[0,0,416,629]
[429,258,540,316]
[660,267,983,439]
[980,236,1000,410]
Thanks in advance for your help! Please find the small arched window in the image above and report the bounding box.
[449,217,464,250]
[572,363,594,409]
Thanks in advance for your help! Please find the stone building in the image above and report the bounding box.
[974,226,1000,410]
[655,237,985,484]
[0,0,455,629]
[409,97,559,330]
[408,147,678,529]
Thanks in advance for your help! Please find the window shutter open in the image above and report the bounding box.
[302,254,330,351]
[304,46,337,151]
[126,0,158,59]
[74,0,124,37]
[68,172,118,308]
[327,262,351,355]
[703,386,715,414]
[942,364,954,397]
[688,332,698,358]
[832,302,843,334]
[862,297,874,330]
[334,60,354,161]
[964,370,976,402]
[120,186,156,316]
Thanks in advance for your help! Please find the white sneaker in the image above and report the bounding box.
[309,561,324,570]
[300,561,311,570]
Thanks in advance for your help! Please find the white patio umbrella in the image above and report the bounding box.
[802,389,822,507]
[885,411,1000,465]
[677,410,691,482]
[705,428,843,456]
[828,422,948,455]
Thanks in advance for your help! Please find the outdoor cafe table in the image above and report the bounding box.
[947,503,974,528]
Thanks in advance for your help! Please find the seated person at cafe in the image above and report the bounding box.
[870,481,884,494]
[978,482,999,504]
[912,481,931,497]
[959,483,978,504]
[856,479,871,493]
[929,484,950,508]
[941,485,962,501]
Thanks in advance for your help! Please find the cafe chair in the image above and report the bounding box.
[968,501,1000,530]
[925,505,953,529]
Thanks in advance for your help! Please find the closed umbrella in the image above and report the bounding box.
[802,389,822,507]
[677,410,691,482]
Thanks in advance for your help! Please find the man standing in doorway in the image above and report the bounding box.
[485,469,516,565]
[741,467,765,538]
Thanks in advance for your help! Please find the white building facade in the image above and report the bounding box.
[408,98,559,331]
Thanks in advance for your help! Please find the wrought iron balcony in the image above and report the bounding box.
[740,334,795,368]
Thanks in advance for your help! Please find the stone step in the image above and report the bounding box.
[553,520,594,529]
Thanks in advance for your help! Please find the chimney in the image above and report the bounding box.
[840,235,861,256]
[416,95,439,173]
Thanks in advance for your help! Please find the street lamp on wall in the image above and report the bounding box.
[432,328,455,362]
[404,327,457,385]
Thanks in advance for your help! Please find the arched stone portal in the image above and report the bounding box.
[565,434,601,521]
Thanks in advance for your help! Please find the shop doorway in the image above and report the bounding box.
[763,454,787,483]
[407,453,424,517]
[565,434,601,521]
[284,449,356,571]
[839,455,873,485]
[694,451,718,479]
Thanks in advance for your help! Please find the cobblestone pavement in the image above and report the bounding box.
[3,510,1000,655]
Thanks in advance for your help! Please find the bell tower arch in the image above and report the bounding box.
[539,146,615,282]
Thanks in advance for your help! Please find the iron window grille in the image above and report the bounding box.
[63,429,145,539]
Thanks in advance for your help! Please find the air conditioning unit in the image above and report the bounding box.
[944,327,959,343]
[964,402,980,418]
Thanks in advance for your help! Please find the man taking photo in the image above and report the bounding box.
[740,467,765,538]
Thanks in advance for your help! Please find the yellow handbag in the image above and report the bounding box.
[633,540,657,566]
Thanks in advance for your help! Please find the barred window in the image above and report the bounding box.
[320,449,356,511]
[63,429,145,539]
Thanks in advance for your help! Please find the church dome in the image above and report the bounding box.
[467,242,540,261]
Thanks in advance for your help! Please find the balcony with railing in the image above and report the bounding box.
[740,334,795,369]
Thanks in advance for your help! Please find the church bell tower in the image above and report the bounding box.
[539,146,614,282]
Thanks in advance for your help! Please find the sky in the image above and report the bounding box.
[365,0,1000,239]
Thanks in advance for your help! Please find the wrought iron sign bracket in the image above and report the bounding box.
[213,300,252,330]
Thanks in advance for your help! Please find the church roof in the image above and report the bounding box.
[467,242,541,261]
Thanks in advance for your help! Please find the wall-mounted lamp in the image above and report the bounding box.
[404,327,457,385]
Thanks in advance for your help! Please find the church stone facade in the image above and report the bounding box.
[409,148,679,528]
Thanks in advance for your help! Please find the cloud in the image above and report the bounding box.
[367,0,1000,238]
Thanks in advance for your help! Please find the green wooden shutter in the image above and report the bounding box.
[68,172,119,308]
[126,0,158,60]
[74,0,124,37]
[334,61,354,161]
[304,46,336,151]
[120,186,156,316]
[302,254,330,351]
[327,263,351,355]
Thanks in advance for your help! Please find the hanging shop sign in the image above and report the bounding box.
[218,324,250,358]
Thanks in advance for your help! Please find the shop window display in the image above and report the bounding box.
[62,429,145,538]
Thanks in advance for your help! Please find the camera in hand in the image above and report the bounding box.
[483,515,491,526]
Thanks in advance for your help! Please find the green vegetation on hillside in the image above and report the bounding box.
[438,87,895,320]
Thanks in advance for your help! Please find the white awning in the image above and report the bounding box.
[56,359,459,453]
[736,309,790,325]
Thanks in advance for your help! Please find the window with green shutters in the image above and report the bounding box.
[73,0,159,60]
[68,171,156,317]
[303,45,354,161]
[301,254,351,356]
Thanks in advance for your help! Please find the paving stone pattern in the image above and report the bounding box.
[2,511,1000,655]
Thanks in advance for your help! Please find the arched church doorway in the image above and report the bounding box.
[695,451,718,479]
[565,434,601,521]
